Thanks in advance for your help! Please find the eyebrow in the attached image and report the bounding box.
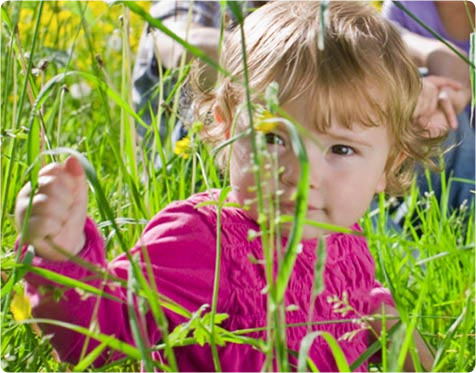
[317,132,373,148]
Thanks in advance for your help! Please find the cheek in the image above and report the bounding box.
[229,142,255,197]
[328,175,377,225]
[229,139,251,175]
[230,139,279,193]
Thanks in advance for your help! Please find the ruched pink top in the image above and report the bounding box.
[22,190,394,371]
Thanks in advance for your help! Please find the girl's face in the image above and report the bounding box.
[229,97,391,239]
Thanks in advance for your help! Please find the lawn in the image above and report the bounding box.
[1,1,474,372]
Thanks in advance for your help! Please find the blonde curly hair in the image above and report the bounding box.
[192,1,444,196]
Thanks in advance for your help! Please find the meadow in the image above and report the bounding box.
[1,1,474,372]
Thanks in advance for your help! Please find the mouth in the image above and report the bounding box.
[277,202,325,214]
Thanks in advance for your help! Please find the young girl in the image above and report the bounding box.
[15,2,437,371]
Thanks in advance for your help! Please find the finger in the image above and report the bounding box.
[16,175,77,232]
[415,80,438,118]
[426,75,463,91]
[416,115,430,130]
[29,193,73,223]
[36,173,78,201]
[63,156,85,179]
[38,162,64,177]
[64,157,84,176]
[16,182,33,201]
[63,157,88,200]
[422,110,452,138]
[438,91,458,130]
[415,97,438,119]
[429,91,438,113]
[15,184,38,231]
[16,163,65,214]
[32,158,85,191]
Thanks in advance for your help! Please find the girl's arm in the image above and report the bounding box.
[14,156,148,365]
[16,163,218,367]
[19,218,136,366]
[369,304,434,372]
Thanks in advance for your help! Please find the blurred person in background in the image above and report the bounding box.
[382,0,475,220]
[132,1,266,166]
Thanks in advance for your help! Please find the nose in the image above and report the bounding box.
[280,156,300,187]
[308,144,324,190]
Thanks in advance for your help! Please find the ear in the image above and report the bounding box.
[214,103,224,124]
[213,103,231,139]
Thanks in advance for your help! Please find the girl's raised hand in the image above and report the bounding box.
[15,156,88,261]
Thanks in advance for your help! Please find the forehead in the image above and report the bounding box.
[280,91,388,135]
[263,51,395,134]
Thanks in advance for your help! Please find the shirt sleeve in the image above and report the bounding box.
[381,0,406,26]
[20,200,218,367]
[368,281,395,313]
[21,217,118,365]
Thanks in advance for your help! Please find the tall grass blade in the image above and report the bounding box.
[392,1,474,68]
[20,319,143,360]
[127,263,154,372]
[298,331,350,372]
[275,118,309,303]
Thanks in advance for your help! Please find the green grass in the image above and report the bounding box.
[1,1,475,372]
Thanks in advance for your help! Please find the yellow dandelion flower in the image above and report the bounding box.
[10,291,32,322]
[371,1,383,10]
[174,137,191,159]
[254,109,279,133]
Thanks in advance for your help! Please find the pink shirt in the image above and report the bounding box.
[22,191,393,371]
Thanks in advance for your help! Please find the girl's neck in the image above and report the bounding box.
[435,1,475,42]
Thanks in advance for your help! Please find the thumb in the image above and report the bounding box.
[64,156,85,179]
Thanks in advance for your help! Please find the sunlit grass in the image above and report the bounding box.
[1,1,474,372]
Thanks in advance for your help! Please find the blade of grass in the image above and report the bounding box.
[298,331,350,372]
[274,118,310,304]
[20,318,143,360]
[126,261,154,372]
[392,1,474,68]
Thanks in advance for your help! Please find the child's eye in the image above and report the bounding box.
[264,133,285,146]
[330,144,355,156]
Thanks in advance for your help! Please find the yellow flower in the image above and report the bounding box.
[371,1,383,10]
[254,109,279,133]
[10,291,32,322]
[174,137,191,159]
